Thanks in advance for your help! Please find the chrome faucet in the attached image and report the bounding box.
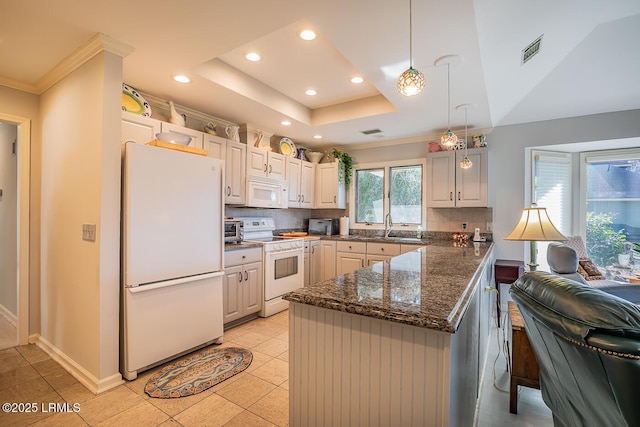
[384,213,393,238]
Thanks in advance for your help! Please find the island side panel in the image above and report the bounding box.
[289,302,452,427]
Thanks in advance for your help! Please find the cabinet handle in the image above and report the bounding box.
[361,260,364,267]
[450,192,453,201]
[334,195,337,203]
[264,164,268,172]
[227,186,231,196]
[244,271,248,281]
[301,195,305,202]
[238,271,243,282]
[269,164,272,174]
[242,255,246,259]
[311,247,315,254]
[458,191,461,200]
[298,194,301,202]
[381,248,384,252]
[348,245,352,249]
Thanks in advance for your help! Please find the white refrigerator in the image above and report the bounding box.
[121,142,224,380]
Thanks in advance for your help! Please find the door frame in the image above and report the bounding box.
[0,113,30,346]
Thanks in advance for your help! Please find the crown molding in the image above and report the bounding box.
[0,76,39,94]
[343,127,494,151]
[36,33,134,94]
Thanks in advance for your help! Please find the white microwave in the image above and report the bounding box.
[246,175,288,209]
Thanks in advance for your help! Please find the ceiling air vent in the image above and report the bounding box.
[361,128,382,135]
[522,35,543,65]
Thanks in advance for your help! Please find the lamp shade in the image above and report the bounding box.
[504,207,567,242]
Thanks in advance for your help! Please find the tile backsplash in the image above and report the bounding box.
[225,207,346,231]
[427,207,493,233]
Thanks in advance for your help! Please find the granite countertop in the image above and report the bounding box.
[283,241,494,333]
[224,241,263,251]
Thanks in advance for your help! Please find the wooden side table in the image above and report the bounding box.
[509,301,540,414]
[494,259,525,327]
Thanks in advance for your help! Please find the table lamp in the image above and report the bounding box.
[504,205,567,271]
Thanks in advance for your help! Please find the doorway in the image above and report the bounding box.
[0,115,30,350]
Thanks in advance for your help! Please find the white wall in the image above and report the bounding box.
[39,51,122,388]
[0,123,18,317]
[489,109,640,262]
[0,85,40,338]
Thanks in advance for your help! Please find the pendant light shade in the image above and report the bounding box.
[456,103,474,169]
[435,55,462,150]
[397,0,424,97]
[398,67,425,96]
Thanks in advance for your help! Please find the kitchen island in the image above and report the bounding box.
[284,241,495,427]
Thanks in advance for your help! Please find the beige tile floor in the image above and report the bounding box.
[0,306,552,427]
[0,311,290,427]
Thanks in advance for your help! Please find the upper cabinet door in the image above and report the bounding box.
[315,161,345,209]
[247,146,269,177]
[122,112,161,145]
[426,151,456,207]
[426,148,487,207]
[225,140,246,204]
[300,161,315,208]
[160,122,204,149]
[287,157,302,207]
[455,148,487,207]
[267,152,286,180]
[204,133,227,160]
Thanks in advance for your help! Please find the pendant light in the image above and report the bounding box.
[456,103,474,169]
[397,0,425,96]
[434,55,462,150]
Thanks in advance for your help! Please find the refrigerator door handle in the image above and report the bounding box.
[128,271,224,293]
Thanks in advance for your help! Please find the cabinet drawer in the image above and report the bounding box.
[336,241,367,253]
[225,247,262,267]
[367,242,401,256]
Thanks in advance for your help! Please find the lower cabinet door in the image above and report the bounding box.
[223,265,243,323]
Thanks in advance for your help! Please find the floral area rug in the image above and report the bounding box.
[144,346,252,398]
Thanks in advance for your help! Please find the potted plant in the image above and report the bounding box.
[332,148,353,189]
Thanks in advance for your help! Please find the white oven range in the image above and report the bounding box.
[238,217,304,317]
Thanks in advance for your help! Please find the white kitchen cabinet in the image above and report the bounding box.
[223,247,263,324]
[319,240,336,282]
[121,112,161,145]
[160,122,204,150]
[287,157,315,208]
[225,140,246,204]
[366,242,401,266]
[303,239,321,286]
[426,147,487,207]
[247,146,286,180]
[205,133,226,160]
[336,241,367,275]
[400,243,424,254]
[315,161,346,209]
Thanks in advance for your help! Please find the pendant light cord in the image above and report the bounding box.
[409,0,413,68]
[464,107,468,154]
[447,63,451,130]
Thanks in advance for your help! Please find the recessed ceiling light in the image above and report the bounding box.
[351,76,364,84]
[174,75,190,83]
[305,89,317,96]
[299,29,316,41]
[245,52,261,61]
[281,120,292,126]
[313,135,323,139]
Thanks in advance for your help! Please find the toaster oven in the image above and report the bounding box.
[224,219,244,243]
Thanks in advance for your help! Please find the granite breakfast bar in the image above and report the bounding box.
[284,241,495,427]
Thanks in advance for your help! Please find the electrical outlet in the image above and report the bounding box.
[462,222,468,231]
[487,222,493,232]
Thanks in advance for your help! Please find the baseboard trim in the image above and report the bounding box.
[36,336,123,394]
[0,303,17,326]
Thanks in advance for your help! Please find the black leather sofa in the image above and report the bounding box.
[510,271,640,427]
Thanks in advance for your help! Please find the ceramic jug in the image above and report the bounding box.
[225,124,240,142]
[168,100,185,127]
